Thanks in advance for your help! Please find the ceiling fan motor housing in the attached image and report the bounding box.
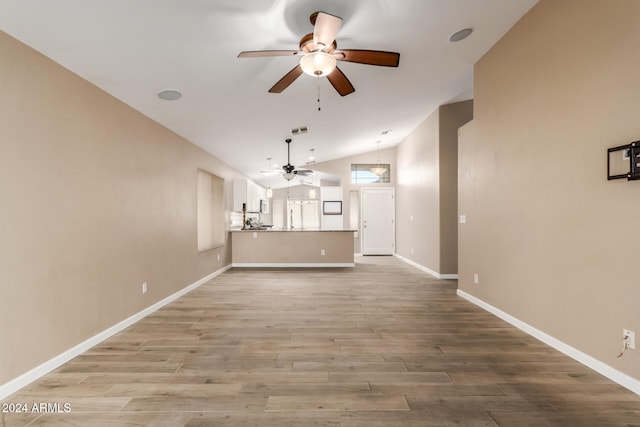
[299,33,337,54]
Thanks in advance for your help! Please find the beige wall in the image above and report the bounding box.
[396,110,440,270]
[0,31,246,385]
[439,101,473,273]
[395,100,472,275]
[459,0,640,381]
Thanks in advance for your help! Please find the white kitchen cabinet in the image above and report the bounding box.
[233,179,265,212]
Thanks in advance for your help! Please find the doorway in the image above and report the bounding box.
[361,187,395,255]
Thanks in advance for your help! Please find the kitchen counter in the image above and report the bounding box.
[231,229,355,267]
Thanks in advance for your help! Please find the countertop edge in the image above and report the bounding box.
[230,229,357,232]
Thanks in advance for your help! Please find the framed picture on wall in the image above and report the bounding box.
[323,201,342,215]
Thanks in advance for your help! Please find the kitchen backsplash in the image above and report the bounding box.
[229,211,261,229]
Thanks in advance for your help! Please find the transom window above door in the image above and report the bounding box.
[351,164,391,184]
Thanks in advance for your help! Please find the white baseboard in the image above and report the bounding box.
[457,289,640,396]
[0,264,232,401]
[232,263,354,268]
[394,254,458,280]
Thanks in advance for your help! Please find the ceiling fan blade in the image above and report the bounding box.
[313,12,342,49]
[269,65,304,93]
[326,66,355,96]
[335,49,400,67]
[238,50,301,58]
[295,169,314,175]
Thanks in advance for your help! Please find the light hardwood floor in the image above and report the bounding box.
[2,256,640,426]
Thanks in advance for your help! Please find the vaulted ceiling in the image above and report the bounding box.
[0,0,538,186]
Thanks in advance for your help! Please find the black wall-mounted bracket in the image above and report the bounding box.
[608,141,640,181]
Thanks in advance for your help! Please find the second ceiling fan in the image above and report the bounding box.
[238,11,400,96]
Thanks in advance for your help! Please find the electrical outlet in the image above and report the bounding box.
[473,274,479,285]
[320,249,326,256]
[142,282,148,294]
[623,329,635,350]
[459,215,467,224]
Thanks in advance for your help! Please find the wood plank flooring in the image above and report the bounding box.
[2,256,640,426]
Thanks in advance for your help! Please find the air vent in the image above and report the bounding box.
[290,126,309,135]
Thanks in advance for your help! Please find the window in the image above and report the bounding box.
[287,199,320,229]
[351,163,391,184]
[197,169,225,251]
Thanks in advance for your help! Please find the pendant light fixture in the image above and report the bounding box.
[266,158,273,198]
[370,141,387,176]
[306,149,317,198]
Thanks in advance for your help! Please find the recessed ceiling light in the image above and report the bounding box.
[157,89,182,101]
[449,28,474,42]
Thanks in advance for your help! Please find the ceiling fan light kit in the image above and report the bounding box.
[300,51,337,77]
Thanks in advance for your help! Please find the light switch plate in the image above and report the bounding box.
[459,215,467,224]
[624,329,635,350]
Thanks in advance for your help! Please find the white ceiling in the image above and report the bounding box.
[0,0,537,187]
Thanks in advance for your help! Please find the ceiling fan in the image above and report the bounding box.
[262,138,314,181]
[238,11,400,96]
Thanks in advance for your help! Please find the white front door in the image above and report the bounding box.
[361,188,395,255]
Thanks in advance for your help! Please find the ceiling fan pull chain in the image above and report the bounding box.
[317,78,321,111]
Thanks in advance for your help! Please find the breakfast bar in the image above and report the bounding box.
[231,229,355,267]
